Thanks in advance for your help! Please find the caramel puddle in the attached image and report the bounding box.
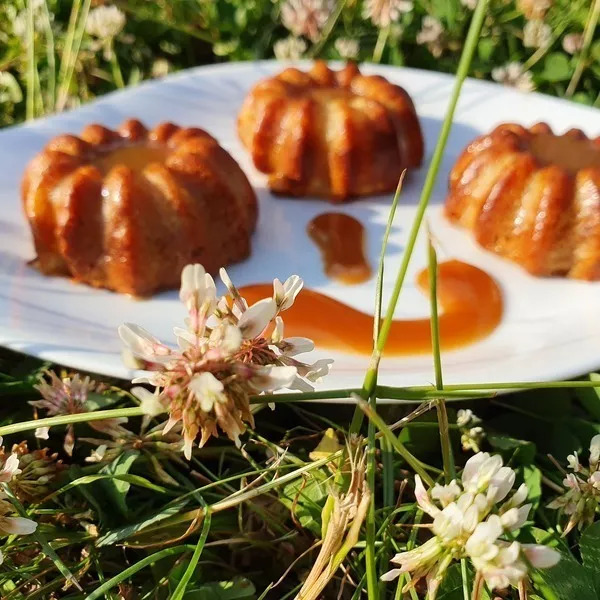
[307,213,371,285]
[239,260,502,355]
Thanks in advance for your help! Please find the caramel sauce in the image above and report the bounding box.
[95,144,168,174]
[307,213,372,284]
[239,260,503,355]
[529,134,600,174]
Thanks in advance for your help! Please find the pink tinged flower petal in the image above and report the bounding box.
[238,298,277,339]
[0,516,37,535]
[118,323,172,363]
[522,544,561,569]
[34,427,50,440]
[131,387,166,417]
[273,275,303,311]
[179,264,206,305]
[250,365,297,392]
[590,434,600,466]
[0,454,21,483]
[414,475,440,517]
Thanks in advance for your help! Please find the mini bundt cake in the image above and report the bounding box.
[238,61,424,201]
[22,119,257,296]
[445,123,600,280]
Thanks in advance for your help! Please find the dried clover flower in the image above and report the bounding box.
[0,442,66,503]
[120,264,332,458]
[548,434,600,534]
[382,452,560,598]
[31,370,116,455]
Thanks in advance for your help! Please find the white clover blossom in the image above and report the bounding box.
[362,0,413,28]
[517,0,552,19]
[11,0,51,41]
[562,33,583,55]
[523,19,552,49]
[274,36,308,60]
[548,434,600,534]
[119,264,332,459]
[85,5,126,39]
[492,62,535,92]
[416,16,445,58]
[460,0,478,9]
[382,452,559,598]
[280,0,335,42]
[456,410,485,452]
[334,37,360,59]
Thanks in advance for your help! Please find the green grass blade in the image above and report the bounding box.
[427,237,455,481]
[170,507,212,600]
[84,545,194,600]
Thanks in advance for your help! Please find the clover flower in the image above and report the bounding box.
[334,37,360,59]
[460,0,478,9]
[548,434,600,534]
[456,409,485,452]
[120,264,332,459]
[31,371,113,455]
[281,0,335,42]
[491,62,535,92]
[85,5,126,39]
[523,19,552,49]
[416,16,446,58]
[274,36,308,60]
[0,442,66,503]
[562,33,583,55]
[517,0,552,19]
[382,452,559,598]
[0,441,37,564]
[362,0,413,28]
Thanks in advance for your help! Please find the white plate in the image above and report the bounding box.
[1,61,600,394]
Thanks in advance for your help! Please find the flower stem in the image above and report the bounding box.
[471,571,484,600]
[461,559,470,600]
[0,407,144,438]
[428,239,455,481]
[566,0,600,97]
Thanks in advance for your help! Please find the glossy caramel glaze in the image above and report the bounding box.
[238,61,424,201]
[445,122,600,280]
[307,212,371,284]
[95,144,168,174]
[22,119,258,296]
[239,260,502,355]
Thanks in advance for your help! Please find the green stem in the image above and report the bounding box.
[461,559,470,600]
[356,398,435,486]
[0,407,144,438]
[364,0,490,403]
[25,0,36,120]
[84,545,193,600]
[428,239,455,481]
[108,41,125,88]
[566,0,600,97]
[373,26,390,63]
[309,0,347,57]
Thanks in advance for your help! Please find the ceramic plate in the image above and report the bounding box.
[1,61,600,395]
